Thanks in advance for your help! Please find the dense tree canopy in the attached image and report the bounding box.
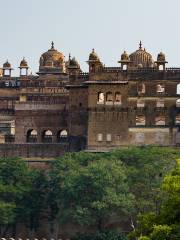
[49,152,134,230]
[111,147,177,215]
[48,147,179,238]
[0,157,48,236]
[0,147,179,239]
[130,159,180,240]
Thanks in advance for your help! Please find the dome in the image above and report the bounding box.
[121,51,130,61]
[89,48,99,61]
[39,42,65,72]
[69,57,79,67]
[20,58,28,68]
[129,41,154,68]
[3,60,11,69]
[67,55,81,73]
[157,52,166,62]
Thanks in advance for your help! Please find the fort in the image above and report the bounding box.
[1,41,180,158]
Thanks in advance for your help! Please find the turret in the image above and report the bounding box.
[87,48,103,73]
[3,60,13,76]
[67,54,81,75]
[155,52,168,70]
[19,58,29,76]
[118,51,131,70]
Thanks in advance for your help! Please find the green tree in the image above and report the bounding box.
[150,225,172,240]
[129,159,180,240]
[19,170,49,237]
[0,157,32,235]
[112,147,177,212]
[111,147,178,230]
[0,157,48,237]
[161,161,180,225]
[0,201,16,226]
[49,152,134,231]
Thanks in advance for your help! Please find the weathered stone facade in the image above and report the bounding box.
[0,41,180,157]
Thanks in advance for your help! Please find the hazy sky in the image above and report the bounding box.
[0,0,180,75]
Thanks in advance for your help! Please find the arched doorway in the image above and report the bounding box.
[27,129,37,143]
[57,129,68,143]
[42,130,53,143]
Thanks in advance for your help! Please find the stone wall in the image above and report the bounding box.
[0,143,69,158]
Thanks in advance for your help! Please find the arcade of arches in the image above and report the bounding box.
[27,129,68,143]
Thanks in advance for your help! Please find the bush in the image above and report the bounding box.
[150,225,172,240]
[138,237,150,240]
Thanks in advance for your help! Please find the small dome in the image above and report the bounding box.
[157,52,166,62]
[89,48,99,61]
[69,57,80,67]
[20,58,28,68]
[129,41,154,68]
[121,51,130,61]
[3,60,11,69]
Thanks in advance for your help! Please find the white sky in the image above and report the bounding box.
[0,0,179,75]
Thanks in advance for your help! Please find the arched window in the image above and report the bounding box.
[58,129,68,142]
[42,130,53,143]
[155,116,165,126]
[136,115,146,126]
[157,98,164,107]
[176,99,180,107]
[137,98,145,107]
[97,92,104,104]
[27,129,37,143]
[106,92,113,104]
[157,84,165,94]
[158,65,164,71]
[114,92,122,105]
[137,83,145,94]
[177,84,180,95]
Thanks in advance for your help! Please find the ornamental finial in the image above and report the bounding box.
[51,41,54,49]
[139,40,142,49]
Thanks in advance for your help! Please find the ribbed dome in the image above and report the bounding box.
[129,41,154,68]
[39,42,64,68]
[89,49,99,61]
[3,60,11,69]
[20,58,28,67]
[121,51,130,61]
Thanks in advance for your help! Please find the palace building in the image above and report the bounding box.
[0,41,180,158]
